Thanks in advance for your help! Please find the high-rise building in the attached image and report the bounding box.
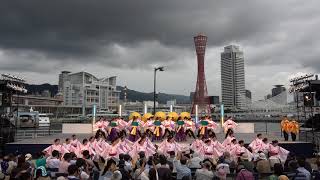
[245,89,252,104]
[58,71,120,111]
[221,45,246,110]
[191,33,211,114]
[271,85,287,104]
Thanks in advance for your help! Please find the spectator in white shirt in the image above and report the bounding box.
[46,150,61,169]
[195,162,214,180]
[188,152,202,169]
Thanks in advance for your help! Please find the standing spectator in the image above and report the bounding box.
[256,153,271,174]
[157,155,171,180]
[59,153,71,174]
[67,164,80,180]
[269,163,284,180]
[174,152,191,180]
[46,150,60,169]
[195,161,214,180]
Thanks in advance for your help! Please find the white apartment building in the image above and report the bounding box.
[58,71,120,111]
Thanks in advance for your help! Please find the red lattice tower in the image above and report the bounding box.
[191,33,211,115]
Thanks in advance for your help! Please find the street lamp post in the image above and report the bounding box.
[153,66,164,115]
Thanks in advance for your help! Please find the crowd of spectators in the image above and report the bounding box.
[1,148,320,180]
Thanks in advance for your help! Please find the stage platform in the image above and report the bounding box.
[5,133,315,157]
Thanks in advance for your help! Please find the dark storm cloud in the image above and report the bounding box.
[0,1,282,61]
[1,0,320,99]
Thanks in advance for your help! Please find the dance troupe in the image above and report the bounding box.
[43,112,290,164]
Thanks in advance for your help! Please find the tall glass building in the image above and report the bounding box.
[221,45,246,110]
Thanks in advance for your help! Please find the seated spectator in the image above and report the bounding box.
[188,152,202,169]
[313,159,320,180]
[269,163,284,180]
[7,153,17,175]
[256,153,271,174]
[25,153,34,168]
[215,163,229,179]
[238,153,254,172]
[69,153,77,165]
[100,158,122,180]
[296,157,311,179]
[75,158,90,180]
[157,154,171,180]
[167,151,175,171]
[235,164,254,180]
[278,175,289,180]
[46,150,60,169]
[35,152,47,168]
[283,152,296,172]
[298,155,312,173]
[174,152,191,180]
[124,154,133,173]
[67,164,80,180]
[59,153,72,174]
[195,161,214,180]
[35,166,50,180]
[134,159,149,180]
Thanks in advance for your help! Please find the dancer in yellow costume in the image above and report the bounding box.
[280,117,290,141]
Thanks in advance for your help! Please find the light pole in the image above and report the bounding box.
[153,66,164,114]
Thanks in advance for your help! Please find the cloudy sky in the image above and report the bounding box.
[1,0,320,101]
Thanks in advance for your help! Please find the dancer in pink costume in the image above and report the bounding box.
[158,136,182,157]
[162,116,175,138]
[129,135,156,159]
[43,139,69,155]
[248,134,264,153]
[222,129,236,149]
[222,117,238,133]
[199,139,221,160]
[230,140,253,161]
[191,135,205,152]
[268,140,289,163]
[63,138,77,153]
[101,137,126,159]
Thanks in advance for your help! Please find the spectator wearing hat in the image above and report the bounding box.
[256,153,271,174]
[195,161,214,180]
[25,153,35,168]
[215,163,228,180]
[238,153,254,173]
[235,164,254,180]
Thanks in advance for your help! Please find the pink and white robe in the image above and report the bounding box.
[222,119,238,132]
[248,138,264,153]
[158,140,182,156]
[43,144,69,155]
[268,144,289,163]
